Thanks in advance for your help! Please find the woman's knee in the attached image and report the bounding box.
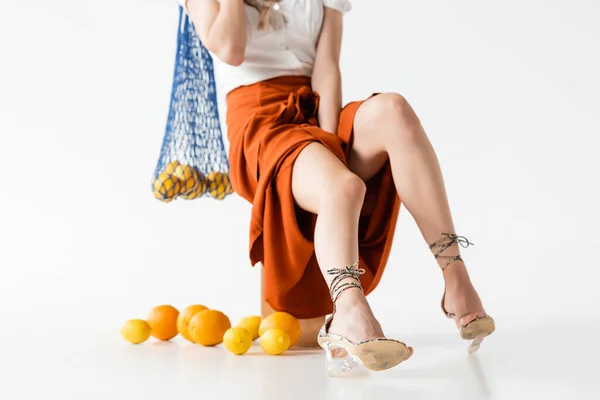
[375,92,411,114]
[292,142,365,213]
[326,172,367,206]
[362,92,422,141]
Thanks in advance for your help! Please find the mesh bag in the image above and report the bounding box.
[152,6,233,203]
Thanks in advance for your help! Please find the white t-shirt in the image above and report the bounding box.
[180,0,352,95]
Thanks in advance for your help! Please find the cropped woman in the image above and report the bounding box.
[181,0,495,373]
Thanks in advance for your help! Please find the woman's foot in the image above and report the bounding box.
[428,233,488,328]
[327,288,414,359]
[442,261,487,328]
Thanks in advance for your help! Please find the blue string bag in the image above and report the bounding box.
[152,6,232,202]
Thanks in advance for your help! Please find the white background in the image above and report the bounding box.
[1,0,599,399]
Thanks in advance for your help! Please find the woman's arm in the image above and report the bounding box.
[312,7,344,134]
[186,0,247,66]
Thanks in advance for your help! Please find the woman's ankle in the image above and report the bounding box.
[334,287,368,313]
[442,262,472,289]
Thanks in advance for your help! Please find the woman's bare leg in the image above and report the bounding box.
[292,142,412,355]
[349,93,486,328]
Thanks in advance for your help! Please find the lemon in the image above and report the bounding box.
[223,327,253,355]
[174,164,200,196]
[120,319,152,344]
[181,178,207,200]
[207,171,233,200]
[237,316,262,340]
[164,161,181,175]
[153,173,181,202]
[260,328,290,355]
[259,311,301,346]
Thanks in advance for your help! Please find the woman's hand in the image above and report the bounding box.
[312,7,344,134]
[187,0,247,66]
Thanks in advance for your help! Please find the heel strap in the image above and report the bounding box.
[327,261,365,303]
[429,233,474,270]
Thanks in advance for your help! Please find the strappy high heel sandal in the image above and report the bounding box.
[429,233,496,353]
[317,261,411,376]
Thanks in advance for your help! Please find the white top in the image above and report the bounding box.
[180,0,352,95]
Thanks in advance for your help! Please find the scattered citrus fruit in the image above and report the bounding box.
[153,173,181,202]
[223,327,253,355]
[259,312,301,347]
[177,304,209,342]
[174,164,199,196]
[120,319,152,344]
[237,316,262,340]
[188,309,231,346]
[147,305,180,341]
[260,328,290,355]
[164,161,181,175]
[207,171,233,200]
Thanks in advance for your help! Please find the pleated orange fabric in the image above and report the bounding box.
[226,76,401,319]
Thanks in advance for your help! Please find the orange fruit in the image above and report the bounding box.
[147,305,180,341]
[207,171,233,200]
[259,312,301,347]
[153,173,181,202]
[177,304,209,342]
[188,310,231,346]
[174,164,200,196]
[260,328,290,355]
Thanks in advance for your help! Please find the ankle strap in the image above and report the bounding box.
[326,261,365,303]
[429,233,474,270]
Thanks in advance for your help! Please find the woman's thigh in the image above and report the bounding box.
[348,92,412,181]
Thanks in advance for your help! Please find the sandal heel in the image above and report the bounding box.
[465,337,484,354]
[322,341,359,377]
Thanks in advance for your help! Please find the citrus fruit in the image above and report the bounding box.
[153,173,181,202]
[120,319,151,344]
[182,173,207,200]
[164,161,181,174]
[259,312,301,347]
[237,316,262,340]
[147,305,180,341]
[174,164,199,196]
[177,304,209,342]
[207,171,233,200]
[223,327,253,355]
[188,309,231,346]
[260,328,290,355]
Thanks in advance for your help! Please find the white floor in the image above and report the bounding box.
[2,315,598,400]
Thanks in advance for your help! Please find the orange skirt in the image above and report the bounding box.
[226,76,400,319]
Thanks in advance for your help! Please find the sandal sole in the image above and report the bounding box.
[460,316,495,341]
[352,340,411,371]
